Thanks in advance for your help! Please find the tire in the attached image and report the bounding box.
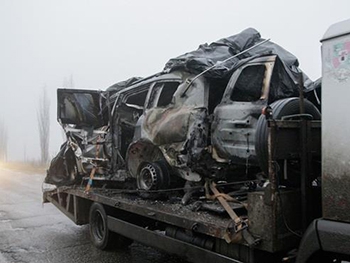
[136,161,170,199]
[255,98,321,174]
[137,161,170,191]
[89,202,133,250]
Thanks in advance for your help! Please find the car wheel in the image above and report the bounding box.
[136,161,171,199]
[137,161,170,191]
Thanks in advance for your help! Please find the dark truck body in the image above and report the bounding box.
[43,24,350,263]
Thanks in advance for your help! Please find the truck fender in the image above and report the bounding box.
[297,219,350,262]
[296,219,321,263]
[126,139,167,178]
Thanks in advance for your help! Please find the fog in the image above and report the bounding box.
[0,0,349,161]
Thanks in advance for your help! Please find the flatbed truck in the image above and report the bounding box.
[43,19,350,263]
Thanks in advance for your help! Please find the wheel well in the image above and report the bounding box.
[126,139,168,178]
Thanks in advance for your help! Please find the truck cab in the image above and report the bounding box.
[296,18,350,263]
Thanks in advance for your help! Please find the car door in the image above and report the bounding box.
[112,85,151,158]
[57,88,107,128]
[211,56,276,166]
[56,89,109,178]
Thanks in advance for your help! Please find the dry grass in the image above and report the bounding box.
[0,161,47,175]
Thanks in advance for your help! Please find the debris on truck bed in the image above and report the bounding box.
[45,27,321,206]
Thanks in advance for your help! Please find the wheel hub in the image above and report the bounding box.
[139,164,158,190]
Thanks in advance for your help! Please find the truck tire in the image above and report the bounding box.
[89,202,133,250]
[255,98,321,174]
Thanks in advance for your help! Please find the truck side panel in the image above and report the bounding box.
[322,19,350,223]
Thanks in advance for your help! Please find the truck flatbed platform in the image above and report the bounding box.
[44,185,244,241]
[43,185,253,263]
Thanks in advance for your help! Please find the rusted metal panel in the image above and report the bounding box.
[247,190,301,253]
[268,120,321,160]
[46,187,238,241]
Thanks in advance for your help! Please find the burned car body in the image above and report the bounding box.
[45,28,321,191]
[46,89,110,186]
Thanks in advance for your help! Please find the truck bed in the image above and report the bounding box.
[43,119,322,263]
[44,185,242,240]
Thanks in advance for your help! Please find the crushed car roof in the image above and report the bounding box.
[164,27,313,88]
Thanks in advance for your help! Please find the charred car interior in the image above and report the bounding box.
[44,28,322,261]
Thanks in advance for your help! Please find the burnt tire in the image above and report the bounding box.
[136,161,170,199]
[89,202,133,250]
[137,161,170,191]
[255,98,321,174]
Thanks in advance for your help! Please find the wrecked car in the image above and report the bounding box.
[45,28,321,193]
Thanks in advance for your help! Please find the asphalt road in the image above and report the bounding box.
[0,166,188,263]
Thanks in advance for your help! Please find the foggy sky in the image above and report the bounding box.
[0,0,349,161]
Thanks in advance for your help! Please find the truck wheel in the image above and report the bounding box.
[255,98,321,174]
[89,202,133,250]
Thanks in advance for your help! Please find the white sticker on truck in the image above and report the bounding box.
[324,39,350,82]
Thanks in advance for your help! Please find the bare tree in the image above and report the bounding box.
[0,119,8,162]
[62,74,75,88]
[37,87,50,165]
